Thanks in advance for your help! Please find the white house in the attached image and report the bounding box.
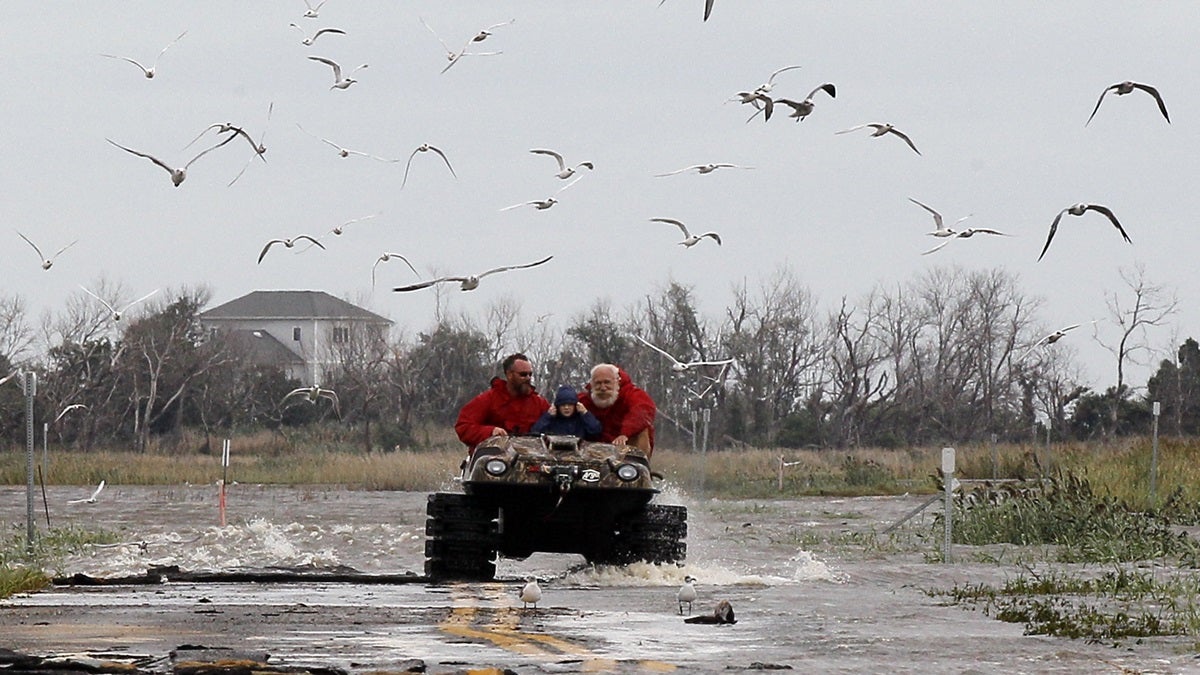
[200,290,392,385]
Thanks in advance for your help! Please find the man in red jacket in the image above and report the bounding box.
[578,363,657,458]
[455,353,549,451]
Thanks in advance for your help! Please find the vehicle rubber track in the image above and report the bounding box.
[424,492,499,581]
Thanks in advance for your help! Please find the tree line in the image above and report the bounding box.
[0,264,1189,453]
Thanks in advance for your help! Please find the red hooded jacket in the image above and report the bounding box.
[455,376,549,448]
[578,367,656,449]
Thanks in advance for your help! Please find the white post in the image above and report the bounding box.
[1150,401,1161,502]
[24,372,37,549]
[942,447,955,564]
[220,439,231,527]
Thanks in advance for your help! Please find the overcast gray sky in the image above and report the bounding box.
[4,2,1197,391]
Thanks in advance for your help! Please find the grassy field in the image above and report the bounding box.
[2,431,1197,507]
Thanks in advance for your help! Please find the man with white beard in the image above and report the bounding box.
[577,363,657,458]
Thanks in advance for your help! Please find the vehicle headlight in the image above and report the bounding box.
[484,458,509,476]
[615,463,640,482]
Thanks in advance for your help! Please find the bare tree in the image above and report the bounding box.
[0,294,33,365]
[1096,263,1178,400]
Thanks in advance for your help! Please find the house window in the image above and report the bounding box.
[293,327,301,341]
[332,326,350,344]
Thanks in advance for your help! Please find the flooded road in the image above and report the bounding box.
[1,484,1192,673]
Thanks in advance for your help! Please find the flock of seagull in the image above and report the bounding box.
[9,5,1179,400]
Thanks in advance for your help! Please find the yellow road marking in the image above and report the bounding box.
[437,582,676,671]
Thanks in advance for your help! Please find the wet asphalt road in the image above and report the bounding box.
[2,486,1195,673]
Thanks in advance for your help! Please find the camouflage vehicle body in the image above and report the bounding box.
[425,434,686,580]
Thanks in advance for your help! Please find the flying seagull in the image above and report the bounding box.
[17,231,78,270]
[297,124,397,161]
[281,385,340,415]
[650,217,721,248]
[68,480,106,505]
[771,83,837,122]
[658,0,715,21]
[419,17,502,74]
[107,134,238,187]
[521,577,542,609]
[1086,80,1170,126]
[79,286,159,322]
[500,175,583,211]
[468,19,515,44]
[731,91,774,122]
[54,403,89,424]
[655,163,753,177]
[258,235,325,263]
[301,0,327,19]
[289,23,345,46]
[677,575,698,614]
[372,252,418,288]
[632,334,735,372]
[754,65,802,96]
[921,227,1012,255]
[529,148,594,180]
[393,255,553,293]
[1037,203,1130,261]
[228,102,274,186]
[1019,321,1099,362]
[908,197,973,237]
[308,55,366,89]
[402,144,457,189]
[101,30,187,79]
[330,213,379,236]
[836,123,921,155]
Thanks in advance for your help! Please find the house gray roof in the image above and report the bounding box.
[201,291,392,323]
[223,329,306,366]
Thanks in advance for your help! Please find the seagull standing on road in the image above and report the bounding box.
[678,575,698,614]
[1086,81,1170,125]
[651,217,721,248]
[101,31,187,79]
[1037,203,1130,261]
[18,232,78,270]
[521,577,542,609]
[308,55,366,89]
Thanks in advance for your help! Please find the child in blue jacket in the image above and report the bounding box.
[532,385,602,439]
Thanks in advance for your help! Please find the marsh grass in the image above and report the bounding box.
[932,566,1200,643]
[0,524,118,599]
[6,434,1200,503]
[947,472,1200,563]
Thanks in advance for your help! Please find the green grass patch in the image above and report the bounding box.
[0,524,119,599]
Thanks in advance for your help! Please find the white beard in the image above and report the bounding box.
[591,390,618,408]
